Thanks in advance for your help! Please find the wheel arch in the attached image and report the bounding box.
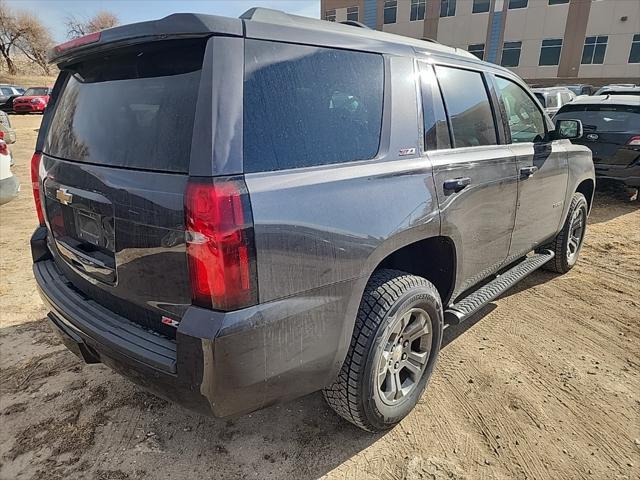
[375,236,457,306]
[576,178,595,213]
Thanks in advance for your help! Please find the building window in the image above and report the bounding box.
[548,0,569,4]
[629,34,640,63]
[508,0,528,9]
[539,38,563,66]
[384,0,397,24]
[472,0,490,13]
[501,41,522,67]
[440,0,456,17]
[346,6,359,21]
[411,0,426,21]
[581,36,608,64]
[325,9,336,22]
[468,44,485,60]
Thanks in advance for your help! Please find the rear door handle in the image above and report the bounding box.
[443,177,471,192]
[520,166,538,178]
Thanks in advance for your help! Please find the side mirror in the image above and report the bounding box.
[554,119,583,140]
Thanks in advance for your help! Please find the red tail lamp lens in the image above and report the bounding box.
[31,152,45,225]
[185,177,257,311]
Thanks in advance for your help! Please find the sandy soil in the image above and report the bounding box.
[0,114,638,480]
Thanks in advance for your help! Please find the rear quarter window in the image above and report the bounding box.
[243,40,384,172]
[44,39,206,173]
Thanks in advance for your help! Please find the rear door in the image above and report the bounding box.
[492,75,568,259]
[428,64,518,299]
[40,38,209,336]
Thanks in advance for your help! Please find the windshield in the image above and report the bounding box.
[24,88,49,96]
[45,39,206,173]
[555,104,640,132]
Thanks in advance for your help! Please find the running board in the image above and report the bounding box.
[444,250,555,325]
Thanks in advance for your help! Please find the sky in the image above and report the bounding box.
[6,0,321,42]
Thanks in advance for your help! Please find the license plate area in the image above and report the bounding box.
[43,180,116,284]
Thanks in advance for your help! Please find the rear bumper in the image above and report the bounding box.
[594,163,640,188]
[0,174,19,205]
[32,228,352,417]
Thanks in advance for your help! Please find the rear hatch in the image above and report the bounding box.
[40,38,207,337]
[554,103,640,167]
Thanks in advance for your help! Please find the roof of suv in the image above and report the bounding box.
[565,95,640,107]
[50,7,496,72]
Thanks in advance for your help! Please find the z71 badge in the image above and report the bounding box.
[399,147,416,156]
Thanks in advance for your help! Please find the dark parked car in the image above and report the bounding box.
[0,84,24,112]
[563,84,594,96]
[31,8,595,432]
[555,95,640,190]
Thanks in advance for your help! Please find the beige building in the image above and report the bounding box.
[321,0,640,84]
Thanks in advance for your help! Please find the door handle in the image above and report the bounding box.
[443,177,471,192]
[520,166,538,178]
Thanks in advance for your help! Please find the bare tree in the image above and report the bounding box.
[65,11,119,39]
[15,12,53,75]
[0,1,24,75]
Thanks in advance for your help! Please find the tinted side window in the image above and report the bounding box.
[435,66,497,148]
[244,40,384,172]
[495,77,546,143]
[419,63,450,150]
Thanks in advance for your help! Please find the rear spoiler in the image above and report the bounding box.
[49,13,242,65]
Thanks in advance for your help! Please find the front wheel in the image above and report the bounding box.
[541,192,588,274]
[323,269,443,432]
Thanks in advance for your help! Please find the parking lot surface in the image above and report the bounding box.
[0,114,638,480]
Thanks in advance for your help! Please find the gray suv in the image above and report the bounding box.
[31,8,595,432]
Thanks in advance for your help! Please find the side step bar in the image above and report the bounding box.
[444,250,555,325]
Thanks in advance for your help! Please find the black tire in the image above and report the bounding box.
[323,269,443,432]
[541,192,588,274]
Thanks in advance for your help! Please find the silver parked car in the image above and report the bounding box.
[532,87,576,118]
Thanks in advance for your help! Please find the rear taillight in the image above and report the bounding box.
[0,141,7,156]
[54,32,101,53]
[30,152,45,225]
[184,177,257,311]
[626,136,640,146]
[0,130,4,140]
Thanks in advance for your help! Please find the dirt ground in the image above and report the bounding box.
[0,114,638,480]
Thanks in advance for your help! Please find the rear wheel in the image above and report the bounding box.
[541,192,588,273]
[323,269,443,432]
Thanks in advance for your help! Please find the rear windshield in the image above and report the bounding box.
[44,39,206,173]
[555,104,640,132]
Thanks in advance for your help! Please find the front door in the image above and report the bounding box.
[492,75,569,262]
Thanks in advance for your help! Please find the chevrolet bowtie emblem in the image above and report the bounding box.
[56,188,73,205]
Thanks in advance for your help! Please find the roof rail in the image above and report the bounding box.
[421,37,440,44]
[339,20,371,29]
